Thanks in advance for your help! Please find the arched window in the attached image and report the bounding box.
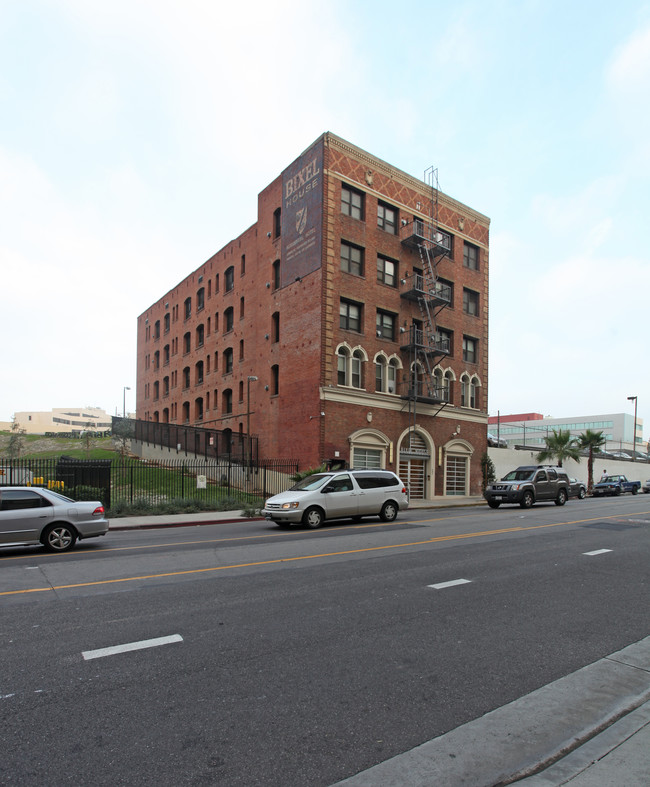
[337,346,350,386]
[224,348,233,374]
[351,349,364,388]
[272,312,280,343]
[460,374,470,407]
[271,364,279,395]
[195,361,204,385]
[224,307,234,333]
[183,332,191,354]
[272,259,281,290]
[222,389,233,414]
[182,401,190,423]
[375,356,386,392]
[470,375,480,409]
[183,367,190,389]
[196,324,204,347]
[195,397,204,421]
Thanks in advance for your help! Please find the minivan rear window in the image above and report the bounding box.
[354,473,398,489]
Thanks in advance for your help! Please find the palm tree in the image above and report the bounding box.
[576,429,606,494]
[536,429,581,468]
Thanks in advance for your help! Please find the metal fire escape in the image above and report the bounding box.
[399,167,452,410]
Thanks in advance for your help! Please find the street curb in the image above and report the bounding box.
[108,517,260,531]
[332,637,650,787]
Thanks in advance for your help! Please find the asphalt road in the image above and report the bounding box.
[1,496,649,785]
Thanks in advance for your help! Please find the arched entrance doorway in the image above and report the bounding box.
[398,430,432,500]
[443,439,474,496]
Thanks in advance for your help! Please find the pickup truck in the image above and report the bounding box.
[592,475,641,496]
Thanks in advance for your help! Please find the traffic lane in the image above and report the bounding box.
[0,491,644,567]
[1,501,649,600]
[1,524,648,786]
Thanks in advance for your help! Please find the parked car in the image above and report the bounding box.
[487,432,507,448]
[592,475,641,496]
[0,486,108,551]
[483,465,570,509]
[262,469,408,528]
[568,478,586,499]
[642,479,650,494]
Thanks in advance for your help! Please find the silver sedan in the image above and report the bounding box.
[0,486,109,552]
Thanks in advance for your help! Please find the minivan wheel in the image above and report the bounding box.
[303,507,324,529]
[520,491,534,509]
[555,489,567,506]
[379,501,398,522]
[42,524,77,552]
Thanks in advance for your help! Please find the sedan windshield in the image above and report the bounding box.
[289,474,333,492]
[502,470,535,482]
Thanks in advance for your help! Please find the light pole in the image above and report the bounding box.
[123,386,131,418]
[627,396,638,460]
[247,376,258,466]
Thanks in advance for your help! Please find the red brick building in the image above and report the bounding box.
[137,133,490,498]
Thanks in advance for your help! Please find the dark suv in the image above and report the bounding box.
[484,465,570,509]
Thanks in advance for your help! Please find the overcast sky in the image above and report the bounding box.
[1,0,648,437]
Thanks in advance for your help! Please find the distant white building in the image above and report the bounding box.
[488,412,645,454]
[10,407,113,435]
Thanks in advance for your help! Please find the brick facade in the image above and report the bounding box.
[137,133,490,497]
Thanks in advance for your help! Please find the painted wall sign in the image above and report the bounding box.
[281,138,324,287]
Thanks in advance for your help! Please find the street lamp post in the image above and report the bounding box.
[627,395,638,460]
[247,376,258,466]
[123,386,131,419]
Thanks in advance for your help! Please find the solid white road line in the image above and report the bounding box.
[82,634,183,661]
[583,549,613,556]
[428,579,472,590]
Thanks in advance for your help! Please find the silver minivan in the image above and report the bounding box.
[262,469,409,528]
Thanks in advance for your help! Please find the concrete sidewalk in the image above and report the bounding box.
[333,637,650,787]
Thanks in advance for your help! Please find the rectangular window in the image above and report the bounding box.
[438,328,453,355]
[376,310,395,340]
[463,336,478,363]
[377,255,397,287]
[463,242,479,270]
[340,242,364,276]
[184,298,191,320]
[341,185,364,220]
[197,288,205,312]
[463,288,479,316]
[340,299,362,332]
[377,201,397,234]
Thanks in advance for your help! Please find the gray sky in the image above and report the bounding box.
[1,0,648,436]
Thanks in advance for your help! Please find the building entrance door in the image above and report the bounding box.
[399,458,426,499]
[399,432,429,500]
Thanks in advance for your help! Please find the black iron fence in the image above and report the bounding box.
[0,457,298,511]
[129,418,258,463]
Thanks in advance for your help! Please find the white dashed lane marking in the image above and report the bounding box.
[428,579,472,590]
[583,549,613,556]
[82,634,183,661]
